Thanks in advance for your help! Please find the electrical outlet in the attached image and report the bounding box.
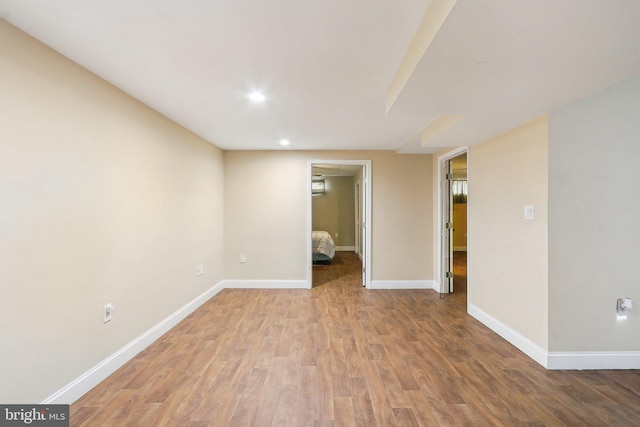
[196,264,204,276]
[335,232,339,238]
[104,303,114,323]
[240,254,247,263]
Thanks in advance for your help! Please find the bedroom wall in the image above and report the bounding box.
[468,116,549,351]
[312,175,356,248]
[548,74,640,352]
[452,203,467,250]
[224,150,433,282]
[0,21,225,403]
[452,155,467,251]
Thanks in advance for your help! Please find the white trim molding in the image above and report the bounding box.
[335,246,356,252]
[43,279,640,405]
[370,280,438,290]
[436,146,469,294]
[468,303,640,370]
[42,280,226,404]
[468,303,548,368]
[547,351,640,370]
[222,279,308,289]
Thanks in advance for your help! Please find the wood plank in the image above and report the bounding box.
[69,252,640,427]
[392,407,420,427]
[271,384,298,427]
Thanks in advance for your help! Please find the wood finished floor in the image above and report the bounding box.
[71,252,640,426]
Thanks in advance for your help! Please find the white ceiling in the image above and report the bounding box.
[2,0,640,153]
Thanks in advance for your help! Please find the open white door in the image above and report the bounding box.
[438,147,468,295]
[361,168,367,286]
[442,159,454,293]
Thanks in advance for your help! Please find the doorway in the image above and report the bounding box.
[307,160,371,289]
[355,181,362,261]
[438,148,468,295]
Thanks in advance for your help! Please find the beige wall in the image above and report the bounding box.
[223,151,308,280]
[468,116,549,350]
[0,21,224,403]
[224,151,433,281]
[549,74,640,351]
[312,176,356,247]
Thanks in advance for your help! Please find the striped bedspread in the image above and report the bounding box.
[312,230,335,259]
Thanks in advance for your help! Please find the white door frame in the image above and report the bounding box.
[307,159,372,288]
[354,181,361,257]
[436,147,468,294]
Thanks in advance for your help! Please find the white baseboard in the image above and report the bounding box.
[453,246,467,251]
[468,303,640,370]
[42,278,308,403]
[44,279,639,405]
[547,351,640,370]
[467,303,548,368]
[370,280,438,290]
[222,279,308,289]
[42,281,225,404]
[433,280,443,293]
[335,246,356,251]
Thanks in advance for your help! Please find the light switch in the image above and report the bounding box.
[104,303,114,323]
[524,205,535,220]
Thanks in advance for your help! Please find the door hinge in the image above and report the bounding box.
[446,222,454,229]
[446,271,454,279]
[445,173,453,180]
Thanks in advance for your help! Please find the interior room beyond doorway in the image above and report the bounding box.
[310,162,367,288]
[451,153,468,294]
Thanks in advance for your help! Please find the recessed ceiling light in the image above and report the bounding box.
[248,91,266,103]
[279,139,290,146]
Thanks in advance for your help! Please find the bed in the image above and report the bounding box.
[312,230,335,263]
